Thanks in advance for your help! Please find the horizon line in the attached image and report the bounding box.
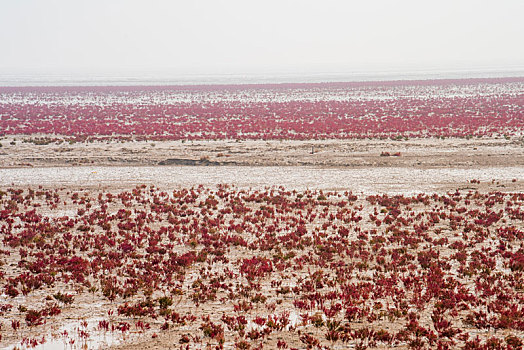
[0,75,523,91]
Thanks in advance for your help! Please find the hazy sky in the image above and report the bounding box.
[1,0,523,76]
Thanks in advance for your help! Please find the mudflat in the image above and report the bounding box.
[1,136,523,168]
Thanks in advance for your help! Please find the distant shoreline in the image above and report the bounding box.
[1,68,524,87]
[0,75,523,91]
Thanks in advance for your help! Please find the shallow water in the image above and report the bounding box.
[1,165,521,194]
[1,318,133,350]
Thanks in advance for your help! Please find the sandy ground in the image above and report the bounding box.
[1,136,524,169]
[1,136,523,196]
[1,165,523,196]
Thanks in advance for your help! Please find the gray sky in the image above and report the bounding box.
[1,0,523,76]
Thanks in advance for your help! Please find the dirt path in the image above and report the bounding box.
[1,136,523,168]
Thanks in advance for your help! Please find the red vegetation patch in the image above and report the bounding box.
[1,78,523,140]
[1,185,524,348]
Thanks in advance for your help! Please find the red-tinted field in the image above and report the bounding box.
[1,78,523,140]
[1,77,524,350]
[1,185,524,349]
